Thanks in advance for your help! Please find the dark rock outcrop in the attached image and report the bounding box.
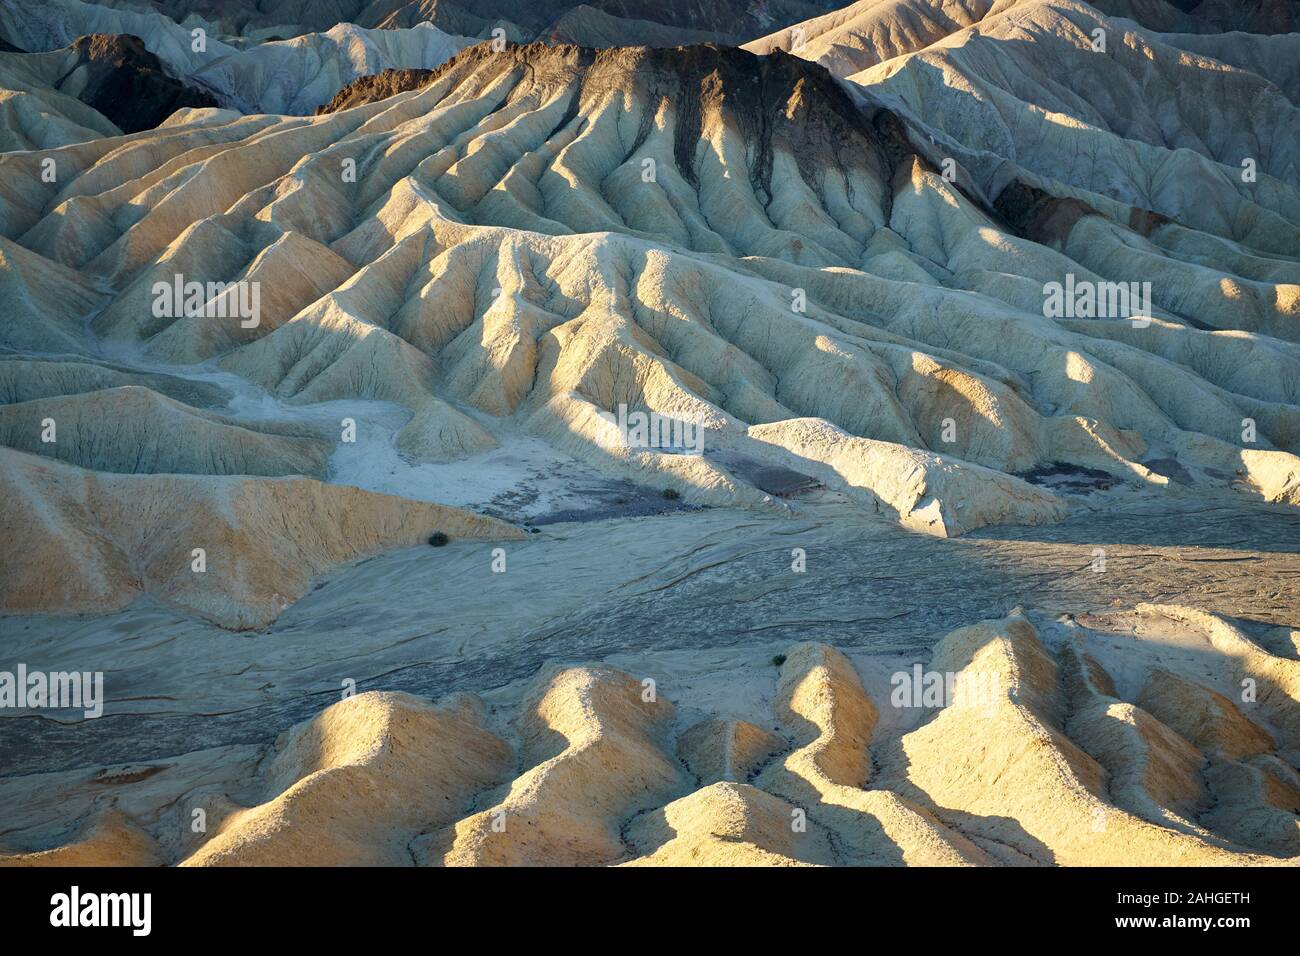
[60,33,219,133]
[314,67,434,114]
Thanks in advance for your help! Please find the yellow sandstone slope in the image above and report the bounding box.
[4,606,1295,866]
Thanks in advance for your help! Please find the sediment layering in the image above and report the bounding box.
[316,67,435,115]
[1,36,1296,586]
[0,0,833,135]
[0,2,474,119]
[0,0,1296,867]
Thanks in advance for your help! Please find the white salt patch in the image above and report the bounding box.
[84,342,621,521]
[326,402,619,519]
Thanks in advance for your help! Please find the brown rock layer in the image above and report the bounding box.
[314,67,434,115]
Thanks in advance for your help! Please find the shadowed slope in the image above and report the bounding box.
[1,36,1297,626]
[5,607,1295,866]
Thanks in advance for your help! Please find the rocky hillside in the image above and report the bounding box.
[0,1,1296,870]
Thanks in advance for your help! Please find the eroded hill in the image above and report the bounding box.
[4,606,1297,865]
[0,3,1297,868]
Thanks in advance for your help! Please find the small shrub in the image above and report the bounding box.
[428,532,450,547]
[662,488,681,500]
[771,654,786,667]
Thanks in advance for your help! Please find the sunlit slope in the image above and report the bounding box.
[1,36,1297,626]
[4,607,1297,866]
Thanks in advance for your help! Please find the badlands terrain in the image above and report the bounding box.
[0,0,1298,867]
